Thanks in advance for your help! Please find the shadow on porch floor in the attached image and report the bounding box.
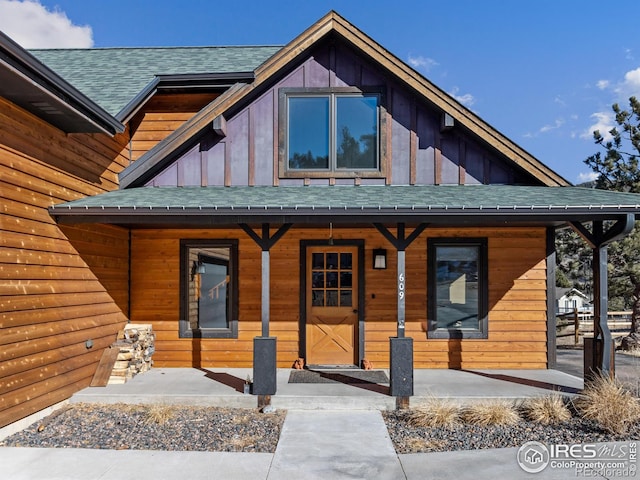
[71,367,584,410]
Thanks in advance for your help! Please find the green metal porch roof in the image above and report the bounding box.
[29,46,282,117]
[49,185,640,226]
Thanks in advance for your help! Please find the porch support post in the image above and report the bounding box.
[397,249,406,338]
[374,222,428,338]
[261,250,270,337]
[374,222,428,408]
[570,214,634,378]
[240,222,293,337]
[590,241,612,379]
[239,223,292,404]
[546,227,557,368]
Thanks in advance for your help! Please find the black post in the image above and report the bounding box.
[253,336,277,404]
[390,337,413,408]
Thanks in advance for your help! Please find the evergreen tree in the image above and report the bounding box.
[584,96,640,350]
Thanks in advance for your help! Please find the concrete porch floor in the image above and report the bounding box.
[71,367,584,410]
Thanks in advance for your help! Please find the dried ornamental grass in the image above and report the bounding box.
[575,374,640,435]
[460,400,520,426]
[404,437,449,452]
[522,394,572,425]
[143,404,177,425]
[407,398,460,428]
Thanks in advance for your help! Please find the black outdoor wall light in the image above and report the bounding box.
[373,248,387,269]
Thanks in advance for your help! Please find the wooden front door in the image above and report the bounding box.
[306,246,359,366]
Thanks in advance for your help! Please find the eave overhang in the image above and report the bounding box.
[49,185,640,228]
[0,32,124,135]
[116,71,256,124]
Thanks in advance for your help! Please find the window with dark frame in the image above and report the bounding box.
[280,88,383,177]
[427,238,488,339]
[179,240,238,338]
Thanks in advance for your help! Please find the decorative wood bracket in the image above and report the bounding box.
[240,223,293,251]
[373,223,429,251]
[569,214,635,249]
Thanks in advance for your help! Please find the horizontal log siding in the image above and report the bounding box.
[130,226,547,369]
[0,97,129,428]
[128,93,219,162]
[367,228,548,369]
[59,224,130,314]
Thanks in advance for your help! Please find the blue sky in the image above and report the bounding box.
[1,0,639,184]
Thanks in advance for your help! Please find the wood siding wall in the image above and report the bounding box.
[129,226,547,369]
[128,93,219,163]
[0,96,130,428]
[147,41,534,188]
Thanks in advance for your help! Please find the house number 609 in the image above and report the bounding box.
[398,273,405,299]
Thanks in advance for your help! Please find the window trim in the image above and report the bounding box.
[179,239,239,339]
[427,237,488,339]
[278,87,387,179]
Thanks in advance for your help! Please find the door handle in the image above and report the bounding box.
[353,309,358,314]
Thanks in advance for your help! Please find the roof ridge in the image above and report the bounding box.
[28,45,284,52]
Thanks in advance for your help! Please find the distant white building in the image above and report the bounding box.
[556,288,592,314]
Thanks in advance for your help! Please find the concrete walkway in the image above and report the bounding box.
[268,410,404,479]
[0,411,631,479]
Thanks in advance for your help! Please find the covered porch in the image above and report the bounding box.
[49,184,640,404]
[70,366,584,410]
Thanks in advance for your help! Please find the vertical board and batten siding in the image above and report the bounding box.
[0,96,130,428]
[129,226,547,369]
[145,41,533,189]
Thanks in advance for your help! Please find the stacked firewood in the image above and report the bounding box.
[108,324,155,384]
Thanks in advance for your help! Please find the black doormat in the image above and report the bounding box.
[288,370,389,384]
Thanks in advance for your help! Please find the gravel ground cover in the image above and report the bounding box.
[0,403,285,453]
[383,412,640,454]
[3,401,638,455]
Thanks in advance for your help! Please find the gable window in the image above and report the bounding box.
[280,88,384,178]
[427,238,488,339]
[180,240,238,338]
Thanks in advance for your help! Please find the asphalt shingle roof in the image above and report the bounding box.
[29,46,282,116]
[49,185,640,224]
